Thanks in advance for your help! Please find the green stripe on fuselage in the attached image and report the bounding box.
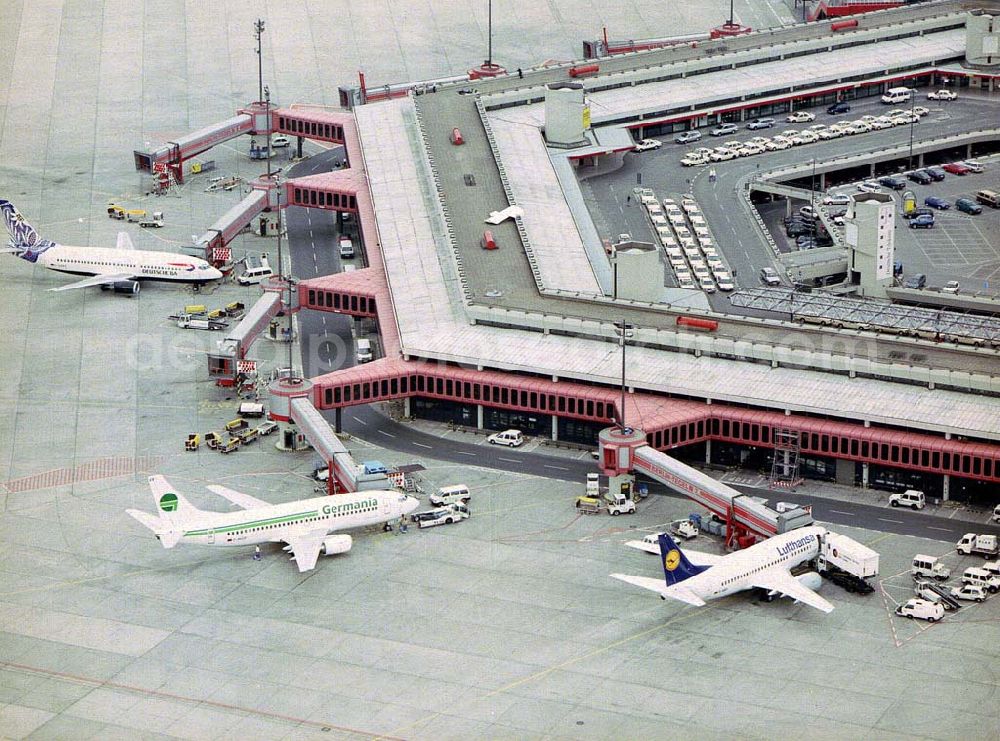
[183,510,321,537]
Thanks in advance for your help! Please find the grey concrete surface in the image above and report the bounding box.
[0,1,998,740]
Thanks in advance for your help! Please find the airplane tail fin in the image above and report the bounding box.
[0,199,55,261]
[148,475,202,526]
[658,533,709,586]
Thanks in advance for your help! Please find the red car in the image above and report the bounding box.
[942,162,970,175]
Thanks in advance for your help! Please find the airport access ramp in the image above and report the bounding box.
[633,445,813,538]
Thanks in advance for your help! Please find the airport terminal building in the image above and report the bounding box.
[261,2,1000,502]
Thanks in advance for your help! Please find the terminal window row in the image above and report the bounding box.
[306,289,375,315]
[278,117,343,142]
[293,188,357,210]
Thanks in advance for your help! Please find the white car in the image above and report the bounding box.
[786,111,815,123]
[950,584,986,602]
[714,273,735,291]
[797,130,820,143]
[765,137,791,150]
[698,276,717,293]
[912,106,929,117]
[709,149,735,162]
[941,280,960,295]
[927,89,957,101]
[677,275,697,289]
[270,134,290,148]
[895,598,945,622]
[681,154,708,167]
[822,193,851,206]
[961,160,984,173]
[487,429,524,447]
[633,138,663,152]
[857,181,881,194]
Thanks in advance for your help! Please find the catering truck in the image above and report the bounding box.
[815,531,879,594]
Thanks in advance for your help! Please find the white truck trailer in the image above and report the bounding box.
[815,531,879,594]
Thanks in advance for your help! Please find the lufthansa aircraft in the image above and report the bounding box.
[612,526,834,613]
[0,199,222,294]
[128,476,419,572]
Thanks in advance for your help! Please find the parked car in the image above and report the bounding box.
[822,193,851,206]
[826,101,851,115]
[912,105,930,117]
[941,162,970,175]
[746,117,776,130]
[487,429,524,447]
[680,155,708,167]
[857,181,881,194]
[955,197,983,214]
[950,584,986,602]
[877,176,906,190]
[709,123,738,137]
[907,170,933,185]
[786,111,816,122]
[908,214,935,229]
[903,273,928,289]
[941,280,960,295]
[633,138,662,152]
[927,89,957,101]
[924,166,946,181]
[674,130,702,144]
[903,207,934,220]
[961,159,984,173]
[924,196,950,210]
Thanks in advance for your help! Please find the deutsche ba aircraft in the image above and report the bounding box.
[1,199,221,294]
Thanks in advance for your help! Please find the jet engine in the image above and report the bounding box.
[322,534,352,556]
[763,571,823,602]
[111,280,140,295]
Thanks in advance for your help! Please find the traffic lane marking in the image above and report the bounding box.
[377,430,396,438]
[544,465,570,471]
[878,517,903,524]
[927,526,953,532]
[498,457,520,463]
[829,509,853,516]
[412,442,431,449]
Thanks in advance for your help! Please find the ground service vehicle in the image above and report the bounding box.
[176,314,227,330]
[139,211,164,228]
[669,518,699,539]
[204,431,222,449]
[238,402,265,418]
[956,533,999,557]
[961,567,1000,593]
[237,255,273,285]
[185,433,200,451]
[895,598,944,622]
[604,490,636,516]
[816,531,878,593]
[430,484,471,507]
[912,554,950,580]
[257,421,278,436]
[913,581,960,609]
[414,502,470,528]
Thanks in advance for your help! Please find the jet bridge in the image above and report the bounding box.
[600,426,813,547]
[134,114,255,183]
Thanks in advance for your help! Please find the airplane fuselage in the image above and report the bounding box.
[38,244,220,283]
[177,492,405,547]
[702,526,823,599]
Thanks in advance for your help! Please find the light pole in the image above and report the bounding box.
[254,19,265,104]
[264,85,272,178]
[907,89,916,171]
[614,321,635,433]
[487,0,493,68]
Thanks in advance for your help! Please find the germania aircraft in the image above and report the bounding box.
[0,199,222,294]
[611,526,834,613]
[127,475,419,572]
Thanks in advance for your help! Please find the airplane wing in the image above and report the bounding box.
[625,540,724,566]
[49,273,135,291]
[283,528,329,573]
[610,573,708,607]
[751,571,834,613]
[117,232,135,250]
[205,484,270,510]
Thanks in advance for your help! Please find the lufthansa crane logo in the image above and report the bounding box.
[664,549,681,571]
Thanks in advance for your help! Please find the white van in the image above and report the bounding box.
[237,255,273,285]
[487,429,524,447]
[430,484,471,507]
[339,236,355,259]
[881,87,912,105]
[992,504,1000,523]
[889,489,925,509]
[962,567,1000,593]
[356,338,373,363]
[911,554,950,581]
[895,598,944,622]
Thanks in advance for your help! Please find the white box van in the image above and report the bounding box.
[889,489,924,509]
[895,598,944,622]
[881,87,912,104]
[487,429,524,447]
[911,554,950,581]
[237,255,273,285]
[339,236,355,259]
[962,567,1000,593]
[430,484,471,507]
[356,338,373,363]
[992,504,1000,524]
